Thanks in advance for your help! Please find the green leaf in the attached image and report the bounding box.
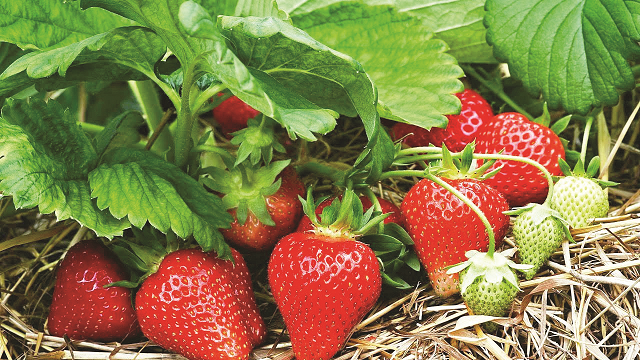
[234,0,291,19]
[0,0,134,50]
[89,148,234,256]
[395,0,496,63]
[289,2,464,128]
[218,15,374,139]
[0,98,128,236]
[485,0,640,114]
[80,0,219,67]
[1,27,166,85]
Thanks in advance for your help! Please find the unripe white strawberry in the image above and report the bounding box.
[448,249,531,330]
[509,204,571,280]
[551,176,608,228]
[550,157,613,229]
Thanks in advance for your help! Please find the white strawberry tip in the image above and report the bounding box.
[447,249,533,294]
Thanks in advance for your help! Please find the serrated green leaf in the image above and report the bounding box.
[80,0,218,67]
[289,2,463,128]
[1,27,166,84]
[395,0,495,63]
[218,15,369,140]
[88,148,233,255]
[0,0,134,51]
[0,98,129,236]
[485,0,640,114]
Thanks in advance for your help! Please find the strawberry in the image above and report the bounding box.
[402,177,509,297]
[474,112,565,207]
[135,247,266,360]
[212,94,260,137]
[550,157,613,229]
[268,191,382,360]
[400,145,510,297]
[508,204,571,280]
[391,89,494,152]
[296,195,403,232]
[48,240,141,342]
[447,249,529,330]
[203,160,306,251]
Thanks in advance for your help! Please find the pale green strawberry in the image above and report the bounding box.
[447,249,531,330]
[550,157,614,229]
[508,204,571,280]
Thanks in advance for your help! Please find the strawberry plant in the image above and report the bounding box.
[2,0,640,358]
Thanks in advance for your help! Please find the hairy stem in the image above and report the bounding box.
[129,80,174,155]
[386,151,555,204]
[174,67,198,169]
[580,115,594,164]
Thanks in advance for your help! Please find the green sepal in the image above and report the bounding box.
[447,249,531,294]
[505,203,573,243]
[105,280,141,289]
[556,156,618,189]
[558,158,574,176]
[550,115,572,135]
[586,156,600,178]
[381,272,411,290]
[201,159,290,227]
[361,222,420,289]
[533,102,551,127]
[231,116,285,167]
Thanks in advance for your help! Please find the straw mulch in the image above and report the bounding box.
[2,117,640,360]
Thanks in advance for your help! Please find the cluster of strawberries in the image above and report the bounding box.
[47,90,608,360]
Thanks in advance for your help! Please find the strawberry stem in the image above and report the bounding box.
[424,172,497,256]
[362,187,384,234]
[580,115,594,164]
[389,150,556,205]
[472,153,555,205]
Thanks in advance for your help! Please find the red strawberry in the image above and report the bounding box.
[401,177,510,297]
[219,165,306,251]
[391,89,494,152]
[268,192,382,360]
[48,240,141,342]
[135,248,266,360]
[213,94,260,137]
[296,195,403,232]
[474,112,565,207]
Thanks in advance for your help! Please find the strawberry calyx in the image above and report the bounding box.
[434,144,501,180]
[108,228,186,289]
[230,115,286,167]
[300,187,420,289]
[505,203,573,242]
[202,159,291,226]
[299,187,389,239]
[446,248,531,295]
[557,157,619,188]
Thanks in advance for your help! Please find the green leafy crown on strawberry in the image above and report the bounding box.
[202,158,290,227]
